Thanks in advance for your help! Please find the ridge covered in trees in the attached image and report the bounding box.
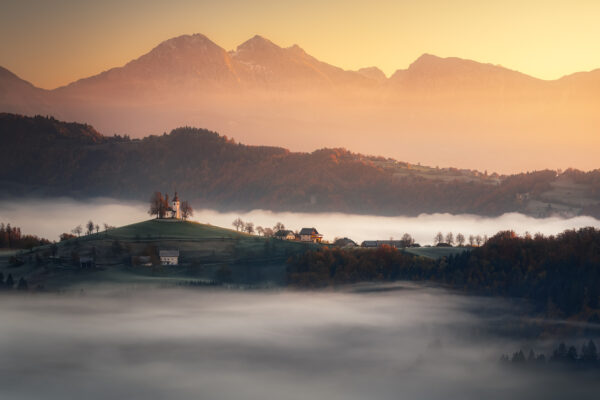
[1,113,600,217]
[287,227,600,320]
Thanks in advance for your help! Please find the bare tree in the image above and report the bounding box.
[244,222,255,234]
[181,200,194,220]
[456,233,465,247]
[149,192,166,219]
[434,232,444,245]
[475,235,483,246]
[72,225,82,237]
[86,220,95,235]
[445,232,454,246]
[273,222,285,232]
[468,235,475,246]
[401,233,414,247]
[232,218,244,231]
[95,224,100,234]
[256,226,265,236]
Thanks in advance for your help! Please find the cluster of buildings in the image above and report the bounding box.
[273,227,323,243]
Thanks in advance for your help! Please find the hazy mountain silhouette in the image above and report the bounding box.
[1,33,599,172]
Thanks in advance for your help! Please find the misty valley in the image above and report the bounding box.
[0,285,599,400]
[2,7,600,397]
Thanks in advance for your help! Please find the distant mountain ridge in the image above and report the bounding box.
[1,33,600,173]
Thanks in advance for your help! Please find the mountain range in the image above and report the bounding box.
[1,33,600,173]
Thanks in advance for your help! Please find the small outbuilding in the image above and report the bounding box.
[159,250,179,266]
[274,230,296,240]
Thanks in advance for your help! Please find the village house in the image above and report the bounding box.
[159,249,179,266]
[299,227,323,243]
[274,229,296,240]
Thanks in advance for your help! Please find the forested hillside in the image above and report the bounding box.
[288,228,600,320]
[1,113,600,217]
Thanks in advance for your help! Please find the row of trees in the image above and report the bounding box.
[148,192,193,219]
[0,272,28,291]
[502,340,599,369]
[68,220,113,238]
[0,223,50,249]
[232,218,286,236]
[433,232,488,246]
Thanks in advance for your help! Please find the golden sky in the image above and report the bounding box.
[2,0,600,89]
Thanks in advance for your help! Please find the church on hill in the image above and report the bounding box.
[149,191,192,220]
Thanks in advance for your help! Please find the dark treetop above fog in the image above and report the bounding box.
[1,113,599,217]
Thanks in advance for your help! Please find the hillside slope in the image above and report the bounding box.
[0,219,316,289]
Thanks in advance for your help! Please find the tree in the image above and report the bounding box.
[445,232,454,246]
[434,232,444,245]
[256,226,265,236]
[273,222,285,232]
[401,233,414,247]
[95,224,100,234]
[232,217,244,231]
[244,222,255,234]
[181,200,193,220]
[468,235,475,246]
[148,192,165,219]
[17,277,28,291]
[582,340,598,363]
[456,233,465,246]
[5,274,14,289]
[72,225,82,237]
[60,233,76,241]
[475,235,483,246]
[86,220,95,235]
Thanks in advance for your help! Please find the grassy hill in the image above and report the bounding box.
[0,219,317,290]
[105,219,251,240]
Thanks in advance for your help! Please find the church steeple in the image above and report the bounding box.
[172,192,181,219]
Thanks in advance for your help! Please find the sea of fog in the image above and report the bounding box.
[0,285,598,399]
[1,197,599,244]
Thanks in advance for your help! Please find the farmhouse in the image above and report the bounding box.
[299,228,323,243]
[274,230,296,240]
[159,249,179,266]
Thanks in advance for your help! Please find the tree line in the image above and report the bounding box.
[0,272,29,291]
[0,223,50,249]
[501,340,599,370]
[231,218,286,236]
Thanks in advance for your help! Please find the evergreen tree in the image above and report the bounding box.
[5,274,14,289]
[17,277,28,291]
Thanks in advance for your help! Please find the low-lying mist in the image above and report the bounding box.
[0,285,597,399]
[1,197,599,244]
